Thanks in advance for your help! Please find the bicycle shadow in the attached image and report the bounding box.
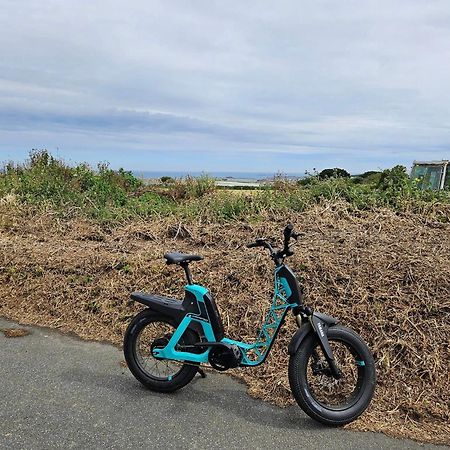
[62,366,324,431]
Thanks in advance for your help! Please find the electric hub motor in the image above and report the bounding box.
[208,343,242,371]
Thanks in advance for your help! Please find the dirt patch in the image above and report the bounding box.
[1,328,30,338]
[0,202,449,445]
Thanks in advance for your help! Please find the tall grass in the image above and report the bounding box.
[1,150,449,222]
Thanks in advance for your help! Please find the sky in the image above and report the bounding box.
[1,0,450,175]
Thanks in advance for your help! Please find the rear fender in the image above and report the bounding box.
[130,295,204,339]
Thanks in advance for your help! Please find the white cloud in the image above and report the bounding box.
[0,0,449,171]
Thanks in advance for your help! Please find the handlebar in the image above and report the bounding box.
[246,224,303,265]
[246,238,275,252]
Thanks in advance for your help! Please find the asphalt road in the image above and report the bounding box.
[0,318,446,450]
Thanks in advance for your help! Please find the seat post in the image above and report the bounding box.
[180,262,193,285]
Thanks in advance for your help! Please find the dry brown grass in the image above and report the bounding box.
[0,201,449,445]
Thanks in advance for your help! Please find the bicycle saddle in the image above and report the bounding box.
[164,252,203,265]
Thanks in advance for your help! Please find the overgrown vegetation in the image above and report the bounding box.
[0,206,449,445]
[1,150,449,223]
[0,150,142,211]
[1,150,450,445]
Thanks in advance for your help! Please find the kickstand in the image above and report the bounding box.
[197,368,207,378]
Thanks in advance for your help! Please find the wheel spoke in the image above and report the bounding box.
[306,339,362,409]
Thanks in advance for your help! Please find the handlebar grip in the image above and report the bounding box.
[284,224,293,236]
[284,224,294,240]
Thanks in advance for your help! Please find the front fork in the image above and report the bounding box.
[295,309,342,380]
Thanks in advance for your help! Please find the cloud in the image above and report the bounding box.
[0,0,449,172]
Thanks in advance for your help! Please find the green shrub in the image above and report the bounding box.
[1,152,449,223]
[0,150,143,211]
[160,176,175,184]
[356,171,382,185]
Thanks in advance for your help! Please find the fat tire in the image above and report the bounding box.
[124,309,199,393]
[288,325,376,426]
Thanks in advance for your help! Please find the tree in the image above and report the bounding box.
[318,168,351,180]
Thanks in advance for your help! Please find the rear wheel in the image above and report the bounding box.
[124,309,199,392]
[288,325,376,426]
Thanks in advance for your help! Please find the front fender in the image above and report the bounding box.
[288,312,339,356]
[288,322,313,355]
[288,311,341,379]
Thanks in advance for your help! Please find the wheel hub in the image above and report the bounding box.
[312,359,333,377]
[150,334,172,359]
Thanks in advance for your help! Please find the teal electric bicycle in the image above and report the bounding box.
[124,225,376,425]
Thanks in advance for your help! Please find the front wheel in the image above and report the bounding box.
[288,325,376,426]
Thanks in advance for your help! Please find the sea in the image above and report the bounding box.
[133,170,301,181]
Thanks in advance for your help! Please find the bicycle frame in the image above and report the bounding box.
[152,266,299,367]
[126,225,375,426]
